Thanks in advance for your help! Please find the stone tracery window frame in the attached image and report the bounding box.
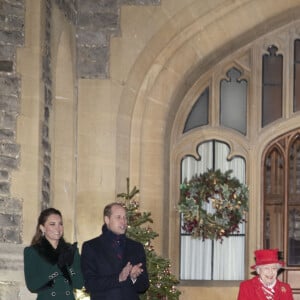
[170,61,251,282]
[170,21,300,285]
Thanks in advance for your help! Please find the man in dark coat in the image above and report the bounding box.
[81,202,149,300]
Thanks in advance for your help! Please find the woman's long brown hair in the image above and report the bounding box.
[30,207,62,245]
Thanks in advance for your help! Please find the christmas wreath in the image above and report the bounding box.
[178,169,249,241]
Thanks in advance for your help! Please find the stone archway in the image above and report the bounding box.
[116,1,300,256]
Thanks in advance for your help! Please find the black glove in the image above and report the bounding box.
[58,242,77,268]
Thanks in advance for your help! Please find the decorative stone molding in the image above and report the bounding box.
[55,0,161,78]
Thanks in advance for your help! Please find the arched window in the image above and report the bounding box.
[180,140,246,280]
[220,68,247,135]
[262,45,283,127]
[172,22,300,291]
[294,40,300,112]
[183,88,209,133]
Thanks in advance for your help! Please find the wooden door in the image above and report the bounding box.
[263,130,300,295]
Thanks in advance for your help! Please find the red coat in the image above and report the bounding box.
[237,276,293,300]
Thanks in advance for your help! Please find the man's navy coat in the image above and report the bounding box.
[81,231,149,300]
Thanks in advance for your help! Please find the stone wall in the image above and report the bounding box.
[0,0,160,298]
[0,0,24,243]
[1,0,298,299]
[56,0,160,78]
[0,0,24,298]
[39,0,162,206]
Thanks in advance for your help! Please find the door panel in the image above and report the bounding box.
[263,130,300,296]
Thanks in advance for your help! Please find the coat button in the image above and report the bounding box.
[66,291,71,295]
[51,291,56,296]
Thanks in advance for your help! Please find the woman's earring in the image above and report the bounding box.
[42,231,45,236]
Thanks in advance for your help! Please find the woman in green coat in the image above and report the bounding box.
[24,208,84,299]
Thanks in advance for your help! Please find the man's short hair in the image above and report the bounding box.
[103,202,124,219]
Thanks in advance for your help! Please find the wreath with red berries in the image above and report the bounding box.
[178,169,249,241]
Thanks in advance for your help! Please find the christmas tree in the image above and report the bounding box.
[117,178,181,300]
[74,178,181,300]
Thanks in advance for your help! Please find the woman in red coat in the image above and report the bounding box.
[237,248,293,300]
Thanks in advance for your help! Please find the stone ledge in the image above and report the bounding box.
[0,243,35,299]
[0,281,20,300]
[0,243,24,281]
